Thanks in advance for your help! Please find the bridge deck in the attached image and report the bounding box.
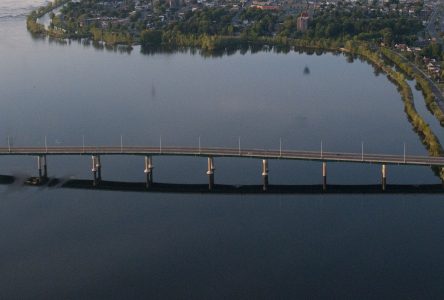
[0,146,443,166]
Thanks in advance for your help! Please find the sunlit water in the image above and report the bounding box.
[1,2,444,299]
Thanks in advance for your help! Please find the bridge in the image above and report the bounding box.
[1,146,443,191]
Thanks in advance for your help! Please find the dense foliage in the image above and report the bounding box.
[301,7,423,44]
[26,0,70,35]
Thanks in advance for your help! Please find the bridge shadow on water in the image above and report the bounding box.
[62,179,444,194]
[1,176,444,194]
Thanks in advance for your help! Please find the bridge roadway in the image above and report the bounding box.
[0,146,443,166]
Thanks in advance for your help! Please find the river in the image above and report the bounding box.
[1,2,444,299]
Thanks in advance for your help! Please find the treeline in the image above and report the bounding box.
[381,47,444,125]
[160,6,423,45]
[26,0,70,35]
[143,31,249,51]
[90,28,133,46]
[27,0,133,46]
[300,7,423,45]
[169,9,236,36]
[141,30,346,52]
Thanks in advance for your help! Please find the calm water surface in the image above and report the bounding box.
[1,2,444,299]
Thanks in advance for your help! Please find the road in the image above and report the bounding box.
[427,1,444,46]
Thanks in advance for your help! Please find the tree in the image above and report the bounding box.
[141,30,163,47]
[381,28,393,46]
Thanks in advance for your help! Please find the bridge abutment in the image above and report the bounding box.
[262,159,269,192]
[144,156,154,188]
[207,157,215,191]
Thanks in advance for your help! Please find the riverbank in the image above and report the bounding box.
[26,0,69,36]
[340,42,444,179]
[380,48,444,125]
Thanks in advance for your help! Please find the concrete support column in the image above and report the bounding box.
[42,155,47,179]
[144,156,154,188]
[96,155,102,181]
[262,159,269,192]
[322,162,327,191]
[207,157,215,191]
[36,155,47,179]
[91,156,98,186]
[382,164,387,191]
[37,156,42,178]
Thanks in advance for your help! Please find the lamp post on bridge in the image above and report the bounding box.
[403,142,406,163]
[320,140,327,191]
[361,141,364,161]
[320,140,323,159]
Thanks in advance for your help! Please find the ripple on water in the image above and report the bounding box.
[0,0,49,20]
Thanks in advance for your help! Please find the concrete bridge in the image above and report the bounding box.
[1,146,443,191]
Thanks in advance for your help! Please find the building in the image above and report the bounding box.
[297,12,309,32]
[251,1,279,10]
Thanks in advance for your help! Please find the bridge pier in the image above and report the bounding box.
[262,159,269,192]
[144,156,154,188]
[37,155,48,179]
[322,162,327,191]
[91,155,99,186]
[382,164,387,191]
[207,157,215,191]
[43,155,47,179]
[96,155,102,182]
[37,156,42,178]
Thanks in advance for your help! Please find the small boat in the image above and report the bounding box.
[303,66,310,75]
